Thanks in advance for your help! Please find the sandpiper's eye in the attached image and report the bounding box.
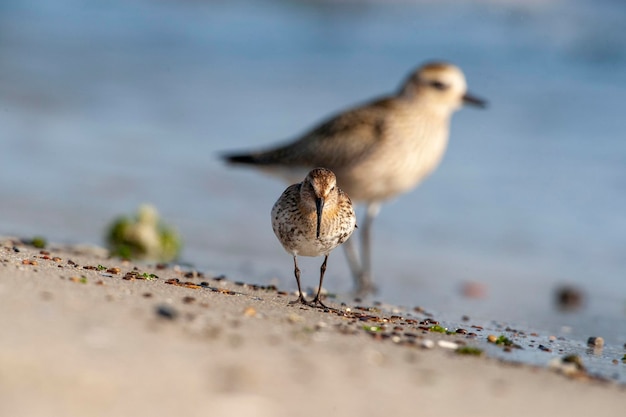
[430,80,448,91]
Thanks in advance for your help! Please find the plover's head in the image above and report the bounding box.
[302,168,339,238]
[400,62,486,112]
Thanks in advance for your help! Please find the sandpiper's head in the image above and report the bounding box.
[400,62,486,112]
[301,168,338,239]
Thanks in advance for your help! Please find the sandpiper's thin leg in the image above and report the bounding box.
[311,254,330,308]
[356,202,380,296]
[290,255,308,305]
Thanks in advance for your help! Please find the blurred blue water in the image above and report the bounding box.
[1,0,625,350]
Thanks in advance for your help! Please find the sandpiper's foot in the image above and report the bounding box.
[289,295,334,311]
[309,296,341,312]
[289,294,309,306]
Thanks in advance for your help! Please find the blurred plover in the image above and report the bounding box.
[224,62,486,295]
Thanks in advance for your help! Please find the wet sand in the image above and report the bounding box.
[1,236,624,417]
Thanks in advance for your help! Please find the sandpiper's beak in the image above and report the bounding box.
[315,197,325,239]
[463,93,487,108]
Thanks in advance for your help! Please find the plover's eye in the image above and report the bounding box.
[430,80,448,91]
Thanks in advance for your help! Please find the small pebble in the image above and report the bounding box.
[419,339,435,349]
[460,281,487,299]
[587,336,604,348]
[549,358,580,376]
[287,314,304,324]
[184,271,199,279]
[156,304,178,320]
[437,340,459,350]
[243,306,257,317]
[555,285,584,311]
[562,354,585,370]
[182,296,196,304]
[487,334,497,343]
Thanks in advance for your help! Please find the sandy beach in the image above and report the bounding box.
[0,236,624,417]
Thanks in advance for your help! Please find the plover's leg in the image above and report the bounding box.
[289,255,309,305]
[356,202,380,296]
[342,235,362,282]
[311,254,330,308]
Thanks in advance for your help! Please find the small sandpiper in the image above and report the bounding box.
[224,62,486,296]
[271,168,357,308]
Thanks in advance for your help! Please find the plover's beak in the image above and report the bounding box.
[463,93,487,108]
[315,197,325,239]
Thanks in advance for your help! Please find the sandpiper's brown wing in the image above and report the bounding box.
[271,182,302,245]
[223,96,398,169]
